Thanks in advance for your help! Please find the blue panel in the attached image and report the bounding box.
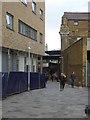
[7,72,28,95]
[2,72,8,98]
[7,72,19,95]
[30,72,39,90]
[2,72,46,98]
[19,72,28,92]
[40,73,46,88]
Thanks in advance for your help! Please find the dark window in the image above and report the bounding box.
[6,13,13,30]
[19,20,37,41]
[40,9,43,20]
[40,33,43,43]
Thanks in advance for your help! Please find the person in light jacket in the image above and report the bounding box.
[60,73,66,91]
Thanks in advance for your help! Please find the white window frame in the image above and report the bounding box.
[40,9,43,20]
[32,1,36,13]
[19,20,37,41]
[6,13,13,30]
[21,0,27,5]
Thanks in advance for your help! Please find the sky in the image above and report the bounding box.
[45,0,89,50]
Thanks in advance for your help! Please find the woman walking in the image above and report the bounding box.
[60,73,66,91]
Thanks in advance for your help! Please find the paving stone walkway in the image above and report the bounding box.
[1,81,88,118]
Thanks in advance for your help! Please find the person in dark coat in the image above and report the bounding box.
[60,73,66,91]
[70,72,76,88]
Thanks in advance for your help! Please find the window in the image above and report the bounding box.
[21,0,27,5]
[40,33,43,43]
[40,9,43,20]
[32,0,36,13]
[6,13,13,30]
[19,20,37,41]
[33,65,35,72]
[74,21,78,26]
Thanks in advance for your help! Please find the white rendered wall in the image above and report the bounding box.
[19,54,24,72]
[33,59,37,72]
[26,57,31,72]
[87,38,90,50]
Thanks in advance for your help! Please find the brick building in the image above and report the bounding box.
[60,12,89,86]
[0,0,45,73]
[87,38,90,86]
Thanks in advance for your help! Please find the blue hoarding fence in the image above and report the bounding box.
[30,72,39,90]
[40,73,46,88]
[29,72,46,90]
[2,72,46,98]
[2,72,8,98]
[7,72,28,96]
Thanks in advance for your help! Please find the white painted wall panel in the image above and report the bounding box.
[87,38,90,50]
[26,57,31,71]
[19,54,24,72]
[33,59,37,72]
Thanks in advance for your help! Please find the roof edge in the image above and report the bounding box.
[64,12,90,14]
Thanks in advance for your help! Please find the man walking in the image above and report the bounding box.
[70,72,76,88]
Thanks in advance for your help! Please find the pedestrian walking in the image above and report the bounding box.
[70,72,76,88]
[50,69,54,82]
[45,72,48,88]
[59,73,66,91]
[53,72,59,82]
[51,74,53,82]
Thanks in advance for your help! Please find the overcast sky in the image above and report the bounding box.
[45,0,89,50]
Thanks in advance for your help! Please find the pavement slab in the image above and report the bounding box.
[1,81,88,118]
